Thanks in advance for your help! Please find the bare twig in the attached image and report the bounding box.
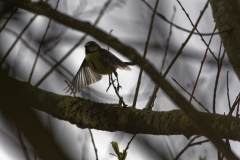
[132,0,159,108]
[124,134,136,152]
[213,47,225,113]
[174,136,209,160]
[229,93,240,116]
[172,78,210,113]
[3,28,73,79]
[109,74,127,107]
[108,29,113,51]
[164,1,209,77]
[176,0,217,60]
[189,27,217,103]
[237,102,240,118]
[28,0,60,83]
[147,6,176,110]
[0,14,38,67]
[147,1,209,109]
[64,80,76,97]
[160,6,176,74]
[226,71,231,110]
[106,28,125,103]
[89,129,98,160]
[105,30,126,106]
[141,0,232,36]
[0,7,18,33]
[35,0,113,87]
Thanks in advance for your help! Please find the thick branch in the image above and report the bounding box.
[210,0,240,79]
[1,72,240,142]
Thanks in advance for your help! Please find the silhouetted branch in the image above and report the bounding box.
[132,0,159,108]
[1,72,240,143]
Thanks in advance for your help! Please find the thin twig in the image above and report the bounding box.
[106,29,124,104]
[213,46,225,113]
[147,6,176,109]
[28,0,60,83]
[160,6,176,74]
[109,74,127,107]
[189,27,217,103]
[141,0,232,36]
[89,129,98,160]
[163,1,210,77]
[213,41,223,112]
[3,27,73,78]
[172,78,210,113]
[236,102,240,117]
[124,134,136,152]
[226,71,231,110]
[229,93,240,116]
[108,29,113,51]
[174,136,209,160]
[132,0,159,108]
[0,7,18,33]
[174,136,200,160]
[65,80,76,97]
[176,0,217,60]
[0,14,38,67]
[190,140,209,146]
[147,1,209,109]
[35,0,113,87]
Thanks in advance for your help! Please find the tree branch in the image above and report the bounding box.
[209,0,240,80]
[1,72,240,142]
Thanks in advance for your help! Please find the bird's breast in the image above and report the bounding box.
[85,51,116,75]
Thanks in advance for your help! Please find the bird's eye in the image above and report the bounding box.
[88,46,99,52]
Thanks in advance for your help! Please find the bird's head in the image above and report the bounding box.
[85,41,100,53]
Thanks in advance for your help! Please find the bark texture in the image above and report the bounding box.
[1,72,240,141]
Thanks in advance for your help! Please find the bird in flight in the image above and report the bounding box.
[66,41,134,95]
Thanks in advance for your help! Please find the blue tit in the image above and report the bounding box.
[66,41,134,94]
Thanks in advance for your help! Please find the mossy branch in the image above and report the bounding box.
[1,72,240,142]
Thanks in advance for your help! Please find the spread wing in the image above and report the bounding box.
[66,59,102,95]
[99,48,131,70]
